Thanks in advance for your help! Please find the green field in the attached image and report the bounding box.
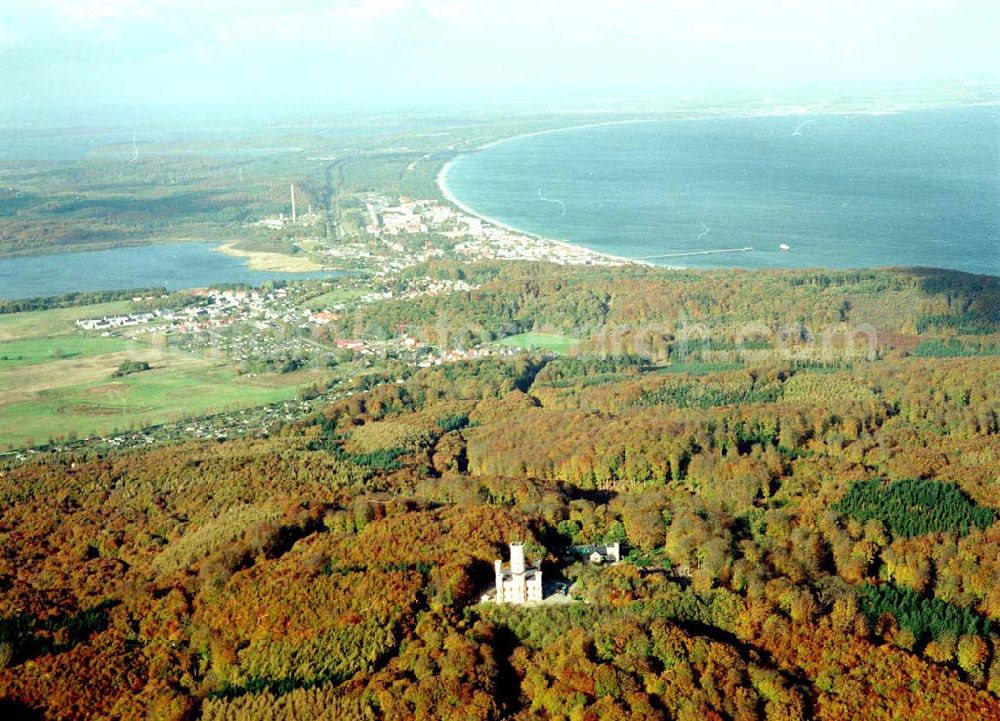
[0,355,332,449]
[0,303,336,449]
[496,332,580,354]
[0,301,133,341]
[305,287,368,310]
[0,335,131,370]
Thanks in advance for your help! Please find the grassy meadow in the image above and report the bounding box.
[0,335,130,370]
[496,332,580,354]
[0,300,132,341]
[0,304,332,449]
[305,287,368,310]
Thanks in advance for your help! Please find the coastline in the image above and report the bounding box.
[436,157,649,268]
[465,98,1000,156]
[434,108,828,269]
[435,100,997,273]
[215,242,326,273]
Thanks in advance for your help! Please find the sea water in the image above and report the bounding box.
[443,106,999,275]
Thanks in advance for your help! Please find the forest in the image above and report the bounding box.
[0,263,997,720]
[0,288,166,315]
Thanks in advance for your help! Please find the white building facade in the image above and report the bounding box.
[494,542,543,604]
[588,542,621,565]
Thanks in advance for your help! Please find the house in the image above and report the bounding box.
[494,542,543,604]
[584,542,622,565]
[334,339,365,352]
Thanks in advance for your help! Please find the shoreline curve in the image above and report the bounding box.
[437,154,652,268]
[434,100,995,271]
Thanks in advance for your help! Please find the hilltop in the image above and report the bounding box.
[0,262,997,719]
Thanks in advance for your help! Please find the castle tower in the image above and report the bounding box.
[510,542,525,575]
[493,542,542,604]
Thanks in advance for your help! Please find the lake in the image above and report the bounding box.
[0,243,334,300]
[442,106,1000,275]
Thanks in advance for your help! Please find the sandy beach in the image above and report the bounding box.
[436,157,645,267]
[434,99,992,272]
[215,242,325,273]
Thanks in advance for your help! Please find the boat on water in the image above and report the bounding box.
[779,243,791,251]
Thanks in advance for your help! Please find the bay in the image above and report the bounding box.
[442,106,1000,275]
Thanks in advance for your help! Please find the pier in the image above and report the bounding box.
[636,246,754,261]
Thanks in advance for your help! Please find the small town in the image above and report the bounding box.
[72,274,525,373]
[251,186,629,275]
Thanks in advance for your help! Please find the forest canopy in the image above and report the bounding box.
[0,263,998,720]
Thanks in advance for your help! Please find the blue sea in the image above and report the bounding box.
[0,243,334,300]
[443,106,1000,275]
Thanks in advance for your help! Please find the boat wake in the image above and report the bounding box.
[538,188,566,216]
[792,119,815,136]
[636,246,754,260]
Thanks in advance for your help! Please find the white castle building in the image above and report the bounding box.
[494,542,543,604]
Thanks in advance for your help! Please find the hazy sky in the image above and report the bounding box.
[1,0,998,122]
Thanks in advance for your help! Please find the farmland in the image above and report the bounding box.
[0,304,334,448]
[496,332,580,354]
[0,301,132,341]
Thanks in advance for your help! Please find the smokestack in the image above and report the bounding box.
[290,184,297,223]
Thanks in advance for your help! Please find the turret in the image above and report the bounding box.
[510,542,525,575]
[494,559,504,602]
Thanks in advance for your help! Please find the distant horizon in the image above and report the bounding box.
[3,78,998,132]
[3,1,998,128]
